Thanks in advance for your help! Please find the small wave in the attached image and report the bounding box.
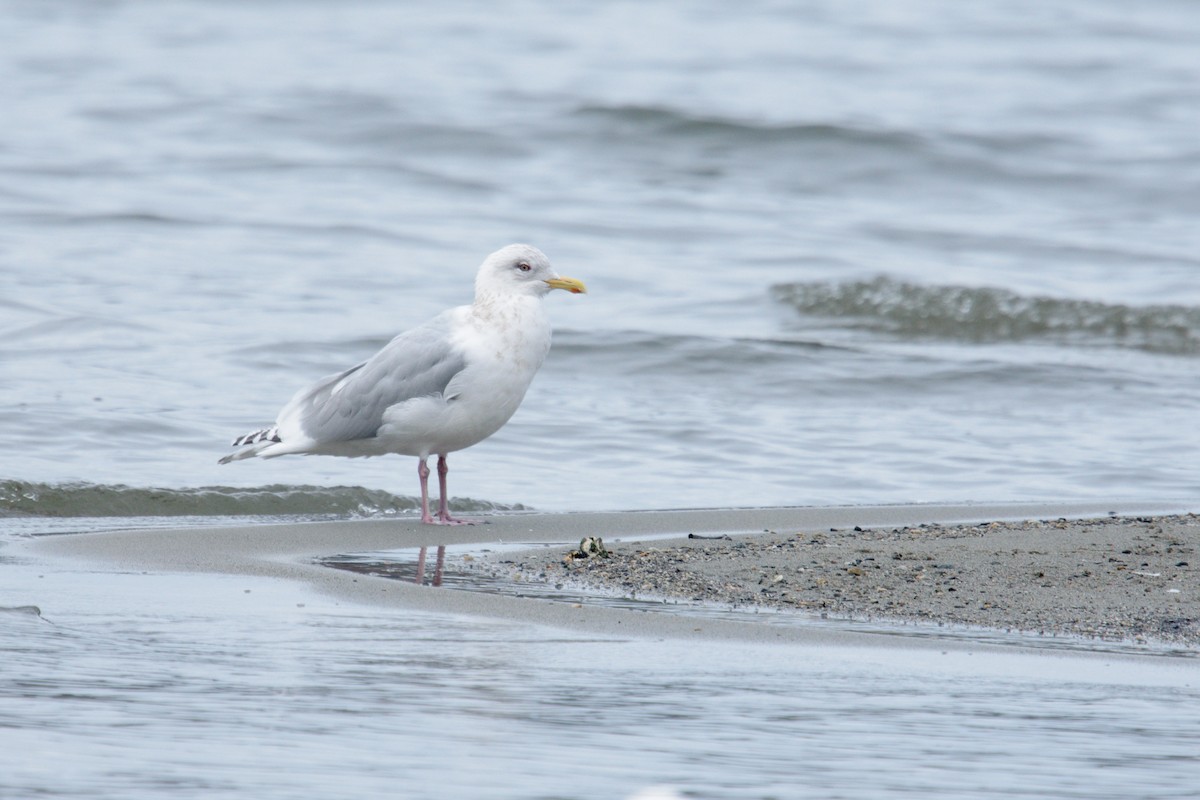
[771,276,1200,354]
[0,605,42,618]
[13,210,200,227]
[572,104,920,149]
[0,481,525,519]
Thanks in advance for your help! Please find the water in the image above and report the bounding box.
[3,3,1200,797]
[3,0,1199,518]
[3,558,1199,800]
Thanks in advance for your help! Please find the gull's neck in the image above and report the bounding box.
[471,289,543,324]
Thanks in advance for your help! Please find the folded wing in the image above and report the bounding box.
[279,314,468,446]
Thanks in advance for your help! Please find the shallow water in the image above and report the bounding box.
[3,557,1199,800]
[3,0,1200,517]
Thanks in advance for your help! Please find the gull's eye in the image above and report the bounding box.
[517,262,532,272]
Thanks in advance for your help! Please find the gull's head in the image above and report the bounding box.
[475,243,587,300]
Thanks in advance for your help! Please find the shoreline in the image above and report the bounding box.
[21,502,1199,652]
[480,514,1200,647]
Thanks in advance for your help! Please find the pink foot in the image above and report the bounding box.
[427,512,475,526]
[416,455,482,524]
[424,454,478,525]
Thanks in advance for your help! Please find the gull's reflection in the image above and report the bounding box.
[414,545,447,586]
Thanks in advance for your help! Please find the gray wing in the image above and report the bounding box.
[279,314,467,444]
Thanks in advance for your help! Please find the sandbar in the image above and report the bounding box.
[482,513,1199,646]
[24,501,1199,652]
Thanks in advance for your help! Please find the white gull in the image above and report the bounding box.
[219,244,587,524]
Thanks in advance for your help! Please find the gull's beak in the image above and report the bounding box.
[544,276,588,294]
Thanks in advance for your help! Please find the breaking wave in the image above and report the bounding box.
[0,481,526,519]
[771,276,1200,355]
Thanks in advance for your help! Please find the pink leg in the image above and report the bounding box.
[434,454,473,525]
[417,458,435,524]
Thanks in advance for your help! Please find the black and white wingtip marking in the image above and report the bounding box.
[218,426,283,464]
[231,427,282,447]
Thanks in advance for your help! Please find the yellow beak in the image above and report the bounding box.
[544,276,588,294]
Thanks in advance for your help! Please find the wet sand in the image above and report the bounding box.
[24,502,1199,650]
[485,514,1200,646]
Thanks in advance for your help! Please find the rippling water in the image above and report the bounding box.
[3,0,1198,519]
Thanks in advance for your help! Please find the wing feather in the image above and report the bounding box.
[277,313,468,444]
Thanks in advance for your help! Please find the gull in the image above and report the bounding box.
[219,244,586,524]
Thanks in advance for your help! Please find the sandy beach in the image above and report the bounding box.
[483,513,1200,647]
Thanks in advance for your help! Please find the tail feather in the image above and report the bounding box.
[219,426,282,464]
